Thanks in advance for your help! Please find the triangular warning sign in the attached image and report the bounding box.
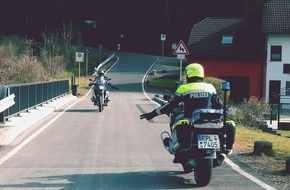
[173,40,190,55]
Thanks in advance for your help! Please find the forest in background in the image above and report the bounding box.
[0,0,270,54]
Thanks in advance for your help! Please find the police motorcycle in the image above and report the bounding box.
[89,71,111,112]
[160,82,235,187]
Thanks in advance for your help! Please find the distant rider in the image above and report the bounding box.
[91,69,110,104]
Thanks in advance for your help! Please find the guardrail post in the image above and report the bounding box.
[71,75,78,96]
[71,75,76,87]
[0,87,8,123]
[0,109,4,123]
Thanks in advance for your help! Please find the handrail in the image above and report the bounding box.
[0,79,69,123]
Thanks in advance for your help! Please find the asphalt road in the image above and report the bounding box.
[0,52,277,190]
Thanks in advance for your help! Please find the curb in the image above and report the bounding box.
[152,95,170,105]
[0,94,77,145]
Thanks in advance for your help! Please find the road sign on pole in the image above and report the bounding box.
[75,52,84,62]
[173,40,189,55]
[160,34,166,41]
[75,52,84,84]
[161,34,166,55]
[173,40,189,82]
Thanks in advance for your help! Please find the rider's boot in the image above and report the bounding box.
[104,92,110,106]
[226,121,236,154]
[224,149,232,155]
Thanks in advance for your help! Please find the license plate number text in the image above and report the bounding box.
[197,134,220,149]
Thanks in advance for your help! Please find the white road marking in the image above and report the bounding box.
[0,93,89,165]
[225,158,277,190]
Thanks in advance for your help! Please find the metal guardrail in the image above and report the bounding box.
[0,94,15,113]
[96,52,116,71]
[0,49,115,123]
[0,79,69,123]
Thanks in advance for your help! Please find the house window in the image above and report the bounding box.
[221,35,233,45]
[286,81,290,95]
[270,46,282,61]
[283,64,290,74]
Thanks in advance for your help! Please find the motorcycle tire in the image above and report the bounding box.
[98,96,103,112]
[181,161,192,174]
[194,159,213,187]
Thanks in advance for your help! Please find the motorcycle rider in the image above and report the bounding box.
[90,69,110,104]
[140,63,235,166]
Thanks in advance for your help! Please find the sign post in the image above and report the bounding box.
[75,52,84,84]
[160,34,166,56]
[85,49,89,77]
[173,40,190,81]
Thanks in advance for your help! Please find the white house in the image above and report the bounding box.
[262,0,290,105]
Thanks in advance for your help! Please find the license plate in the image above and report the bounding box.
[197,134,220,149]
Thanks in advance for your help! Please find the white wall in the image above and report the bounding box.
[265,34,290,102]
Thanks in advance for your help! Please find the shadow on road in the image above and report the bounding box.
[0,171,199,189]
[55,109,98,113]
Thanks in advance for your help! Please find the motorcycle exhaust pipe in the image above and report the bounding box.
[160,131,174,154]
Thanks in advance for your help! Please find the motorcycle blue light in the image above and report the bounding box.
[221,82,230,90]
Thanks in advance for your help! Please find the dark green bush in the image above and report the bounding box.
[204,77,228,101]
[232,96,271,128]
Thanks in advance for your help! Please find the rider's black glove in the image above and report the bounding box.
[140,110,158,121]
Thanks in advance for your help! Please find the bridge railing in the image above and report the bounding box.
[0,79,69,123]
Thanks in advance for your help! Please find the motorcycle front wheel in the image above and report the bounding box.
[98,96,103,112]
[194,159,213,187]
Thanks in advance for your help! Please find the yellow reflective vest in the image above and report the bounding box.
[156,82,223,118]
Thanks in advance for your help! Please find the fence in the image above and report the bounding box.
[0,79,69,123]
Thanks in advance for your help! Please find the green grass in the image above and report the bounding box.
[277,130,290,138]
[149,75,180,91]
[236,126,290,159]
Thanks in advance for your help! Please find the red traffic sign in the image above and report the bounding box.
[173,40,189,55]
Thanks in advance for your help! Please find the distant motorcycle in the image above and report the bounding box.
[89,77,111,112]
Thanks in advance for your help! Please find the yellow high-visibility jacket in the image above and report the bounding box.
[156,82,223,118]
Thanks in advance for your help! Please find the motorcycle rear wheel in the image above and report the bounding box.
[194,159,213,187]
[181,161,192,174]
